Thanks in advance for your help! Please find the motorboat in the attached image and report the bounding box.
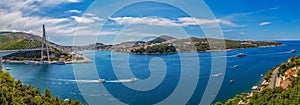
[98,79,105,83]
[211,73,223,77]
[5,66,11,70]
[233,65,239,68]
[129,78,137,82]
[236,53,247,57]
[291,49,296,53]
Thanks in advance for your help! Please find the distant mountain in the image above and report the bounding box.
[0,32,283,54]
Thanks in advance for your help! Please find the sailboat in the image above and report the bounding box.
[38,25,50,65]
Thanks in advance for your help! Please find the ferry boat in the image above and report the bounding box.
[291,49,296,53]
[236,53,247,57]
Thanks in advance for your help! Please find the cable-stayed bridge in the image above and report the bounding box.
[0,25,51,69]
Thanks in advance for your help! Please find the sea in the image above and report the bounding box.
[2,41,300,105]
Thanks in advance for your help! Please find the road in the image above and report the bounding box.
[269,67,280,88]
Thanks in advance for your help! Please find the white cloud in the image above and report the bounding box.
[109,17,239,27]
[71,13,103,24]
[67,0,81,3]
[259,22,271,26]
[68,9,82,13]
[0,10,75,36]
[0,0,90,36]
[109,17,179,26]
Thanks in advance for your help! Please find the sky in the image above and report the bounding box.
[0,0,300,45]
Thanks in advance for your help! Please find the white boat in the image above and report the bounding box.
[129,78,137,82]
[291,49,296,53]
[98,79,105,83]
[38,61,50,65]
[25,61,37,64]
[211,73,223,77]
[236,53,247,57]
[5,66,11,70]
[233,65,239,68]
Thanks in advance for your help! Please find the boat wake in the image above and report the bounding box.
[52,78,137,83]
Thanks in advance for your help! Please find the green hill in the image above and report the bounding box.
[148,35,177,44]
[0,32,42,50]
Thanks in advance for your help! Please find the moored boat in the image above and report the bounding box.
[25,61,37,64]
[55,61,65,65]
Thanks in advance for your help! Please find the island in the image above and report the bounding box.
[70,35,282,54]
[215,56,300,105]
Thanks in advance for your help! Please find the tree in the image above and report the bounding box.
[45,88,52,98]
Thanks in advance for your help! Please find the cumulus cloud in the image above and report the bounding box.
[259,22,271,26]
[109,17,239,27]
[0,0,84,36]
[109,17,179,26]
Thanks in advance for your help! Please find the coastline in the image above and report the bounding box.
[128,44,282,54]
[2,54,92,64]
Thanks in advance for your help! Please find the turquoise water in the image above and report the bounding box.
[3,41,300,104]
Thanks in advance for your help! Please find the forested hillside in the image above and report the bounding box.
[0,70,84,105]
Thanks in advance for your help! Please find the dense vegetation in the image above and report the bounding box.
[0,33,41,50]
[215,56,300,105]
[131,43,176,54]
[0,70,84,105]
